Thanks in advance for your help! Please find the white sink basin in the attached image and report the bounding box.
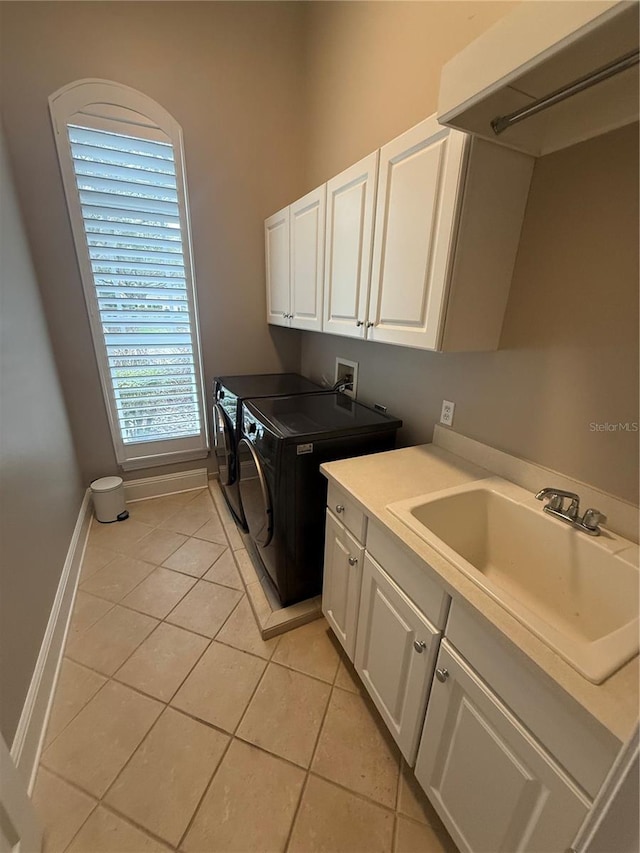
[388,478,639,683]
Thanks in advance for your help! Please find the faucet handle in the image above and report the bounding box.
[582,508,607,531]
[546,494,564,511]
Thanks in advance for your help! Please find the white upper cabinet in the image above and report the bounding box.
[368,117,466,350]
[290,185,326,332]
[438,1,639,157]
[265,187,326,331]
[266,113,534,351]
[369,116,534,352]
[323,152,379,339]
[265,206,290,327]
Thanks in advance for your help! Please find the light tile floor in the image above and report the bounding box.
[34,483,457,853]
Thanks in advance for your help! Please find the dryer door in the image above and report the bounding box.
[212,403,234,486]
[237,438,273,547]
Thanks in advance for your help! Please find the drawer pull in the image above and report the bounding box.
[413,640,426,653]
[435,667,449,682]
[348,556,358,566]
[335,504,345,514]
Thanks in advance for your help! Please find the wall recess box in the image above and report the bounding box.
[335,357,358,399]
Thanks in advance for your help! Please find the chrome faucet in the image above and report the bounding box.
[535,487,607,536]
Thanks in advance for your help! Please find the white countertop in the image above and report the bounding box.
[321,443,639,743]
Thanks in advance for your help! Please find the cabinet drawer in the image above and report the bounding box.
[366,520,450,630]
[327,482,367,543]
[415,641,590,853]
[446,600,620,799]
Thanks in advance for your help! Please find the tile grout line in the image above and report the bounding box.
[64,596,116,647]
[79,561,162,612]
[48,506,222,750]
[283,770,311,853]
[45,486,424,853]
[74,507,241,666]
[45,622,164,752]
[173,614,278,851]
[173,504,278,851]
[39,490,232,850]
[40,666,108,754]
[113,620,215,706]
[60,598,227,846]
[99,700,191,818]
[45,668,419,848]
[41,766,184,853]
[78,549,119,584]
[60,618,342,702]
[118,573,200,621]
[282,664,336,852]
[174,734,235,851]
[61,792,180,853]
[392,756,403,853]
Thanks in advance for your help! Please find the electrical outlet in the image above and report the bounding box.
[440,400,455,427]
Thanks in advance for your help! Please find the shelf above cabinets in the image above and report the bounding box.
[265,113,534,352]
[438,1,639,157]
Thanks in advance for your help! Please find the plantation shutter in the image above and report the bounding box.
[50,81,208,469]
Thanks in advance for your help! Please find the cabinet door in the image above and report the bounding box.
[323,152,379,339]
[322,510,364,660]
[415,641,590,853]
[369,115,467,350]
[355,554,439,765]
[265,206,290,326]
[290,186,326,331]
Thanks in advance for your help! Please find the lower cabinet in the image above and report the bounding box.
[322,510,364,660]
[415,641,590,853]
[321,502,597,853]
[354,554,439,765]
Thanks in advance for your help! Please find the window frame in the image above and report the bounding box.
[49,79,208,470]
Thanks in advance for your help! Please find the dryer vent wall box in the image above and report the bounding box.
[335,358,358,399]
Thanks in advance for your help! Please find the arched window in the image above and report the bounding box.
[49,79,207,469]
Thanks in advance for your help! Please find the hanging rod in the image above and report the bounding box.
[491,48,639,136]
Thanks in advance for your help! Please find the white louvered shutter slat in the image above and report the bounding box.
[66,123,203,448]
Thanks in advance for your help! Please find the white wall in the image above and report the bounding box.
[0,1,307,483]
[298,2,639,504]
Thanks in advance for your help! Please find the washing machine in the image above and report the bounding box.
[238,392,402,606]
[212,373,321,530]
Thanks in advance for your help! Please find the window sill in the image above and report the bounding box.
[119,448,209,472]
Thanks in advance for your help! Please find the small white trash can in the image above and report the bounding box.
[90,476,129,523]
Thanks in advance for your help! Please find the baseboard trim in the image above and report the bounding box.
[124,468,209,502]
[10,489,93,793]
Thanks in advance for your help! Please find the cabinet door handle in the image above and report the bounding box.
[366,322,374,328]
[435,667,449,682]
[356,320,364,327]
[335,504,344,514]
[348,556,358,566]
[413,640,426,653]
